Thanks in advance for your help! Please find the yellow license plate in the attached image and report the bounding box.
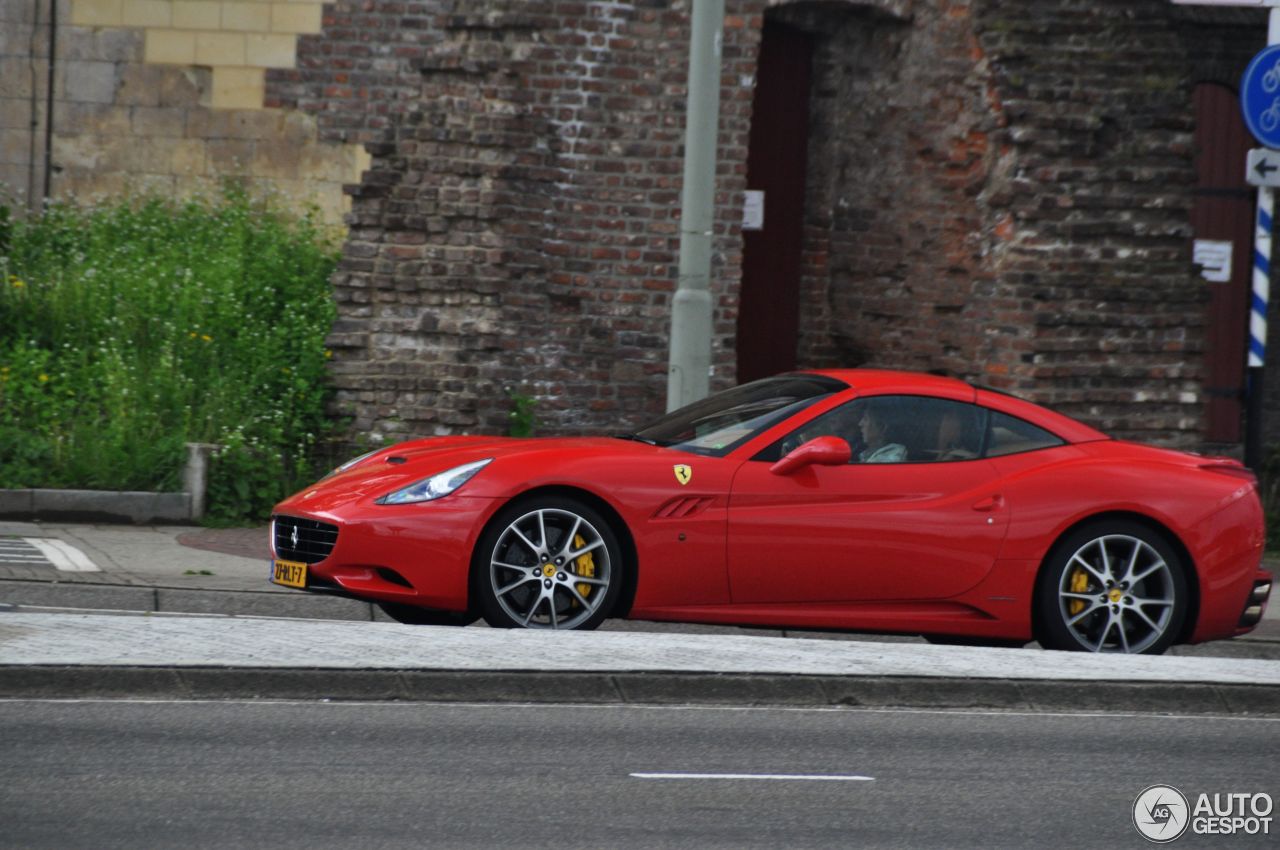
[272,559,307,589]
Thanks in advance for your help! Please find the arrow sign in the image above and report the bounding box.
[1248,148,1280,187]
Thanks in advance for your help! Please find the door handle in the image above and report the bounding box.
[972,494,1003,512]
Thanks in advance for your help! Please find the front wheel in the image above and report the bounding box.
[1035,521,1189,655]
[473,497,623,630]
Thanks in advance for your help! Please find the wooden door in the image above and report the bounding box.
[1193,83,1254,443]
[736,22,813,384]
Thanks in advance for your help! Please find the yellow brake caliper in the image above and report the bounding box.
[573,533,595,603]
[1068,568,1089,615]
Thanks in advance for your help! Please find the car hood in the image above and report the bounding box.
[277,435,668,512]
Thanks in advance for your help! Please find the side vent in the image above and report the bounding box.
[653,496,714,519]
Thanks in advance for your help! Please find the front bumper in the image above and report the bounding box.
[269,495,502,612]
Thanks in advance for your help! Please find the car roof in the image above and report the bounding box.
[802,368,976,399]
[799,368,1109,443]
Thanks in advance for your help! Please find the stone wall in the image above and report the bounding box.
[8,0,1273,449]
[0,0,367,225]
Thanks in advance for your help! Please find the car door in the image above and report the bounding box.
[726,396,1011,603]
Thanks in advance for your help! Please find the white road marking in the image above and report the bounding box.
[21,538,100,572]
[630,772,874,782]
[0,540,45,561]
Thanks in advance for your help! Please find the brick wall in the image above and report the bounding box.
[975,1,1258,446]
[318,1,767,439]
[294,0,1268,446]
[784,2,1004,384]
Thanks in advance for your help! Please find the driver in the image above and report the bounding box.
[857,407,906,463]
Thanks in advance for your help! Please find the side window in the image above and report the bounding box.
[984,411,1064,457]
[755,396,987,464]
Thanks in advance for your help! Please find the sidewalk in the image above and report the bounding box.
[0,520,1278,714]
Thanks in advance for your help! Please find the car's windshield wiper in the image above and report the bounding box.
[613,433,661,446]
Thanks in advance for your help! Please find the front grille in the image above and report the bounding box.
[273,515,339,564]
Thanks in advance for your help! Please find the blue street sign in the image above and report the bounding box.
[1242,45,1280,148]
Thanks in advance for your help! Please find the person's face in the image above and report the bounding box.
[860,411,883,444]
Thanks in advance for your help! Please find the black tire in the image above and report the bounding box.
[1035,520,1189,655]
[923,635,1028,649]
[472,496,624,630]
[377,602,478,626]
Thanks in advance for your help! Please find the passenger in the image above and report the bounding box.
[935,409,978,460]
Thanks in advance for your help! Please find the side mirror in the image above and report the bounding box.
[769,435,852,476]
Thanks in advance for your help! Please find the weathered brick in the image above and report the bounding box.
[131,105,186,137]
[222,1,271,31]
[122,0,171,27]
[70,0,124,27]
[63,60,119,105]
[145,29,196,64]
[173,0,221,29]
[210,66,264,109]
[195,31,247,66]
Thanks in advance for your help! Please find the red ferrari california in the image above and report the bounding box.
[270,369,1271,654]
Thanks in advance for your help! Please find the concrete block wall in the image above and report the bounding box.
[0,0,368,226]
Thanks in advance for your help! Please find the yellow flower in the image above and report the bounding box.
[201,334,212,342]
[11,279,23,289]
[189,332,198,339]
[324,350,333,359]
[38,373,49,383]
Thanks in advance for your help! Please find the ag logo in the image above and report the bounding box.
[1133,785,1190,843]
[673,464,692,486]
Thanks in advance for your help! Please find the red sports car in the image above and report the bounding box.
[270,369,1271,654]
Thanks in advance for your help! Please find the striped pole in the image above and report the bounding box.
[1244,4,1280,469]
[1246,185,1273,470]
[1251,187,1272,368]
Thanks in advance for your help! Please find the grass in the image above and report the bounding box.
[0,187,340,522]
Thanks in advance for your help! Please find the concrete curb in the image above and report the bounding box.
[0,489,192,524]
[0,579,383,621]
[2,666,1276,714]
[0,445,216,523]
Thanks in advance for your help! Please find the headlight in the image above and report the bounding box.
[376,458,493,505]
[326,448,381,478]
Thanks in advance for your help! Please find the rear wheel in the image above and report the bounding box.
[473,497,623,630]
[1036,521,1188,655]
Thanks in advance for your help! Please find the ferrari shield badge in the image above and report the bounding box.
[673,464,692,486]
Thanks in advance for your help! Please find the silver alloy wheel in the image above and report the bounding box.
[1056,533,1176,653]
[488,507,612,630]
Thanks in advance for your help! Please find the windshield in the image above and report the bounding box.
[627,374,848,457]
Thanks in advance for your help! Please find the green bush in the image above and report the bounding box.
[0,188,340,523]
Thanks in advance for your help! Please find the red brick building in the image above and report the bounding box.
[269,0,1268,449]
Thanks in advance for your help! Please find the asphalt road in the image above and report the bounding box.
[2,700,1277,849]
